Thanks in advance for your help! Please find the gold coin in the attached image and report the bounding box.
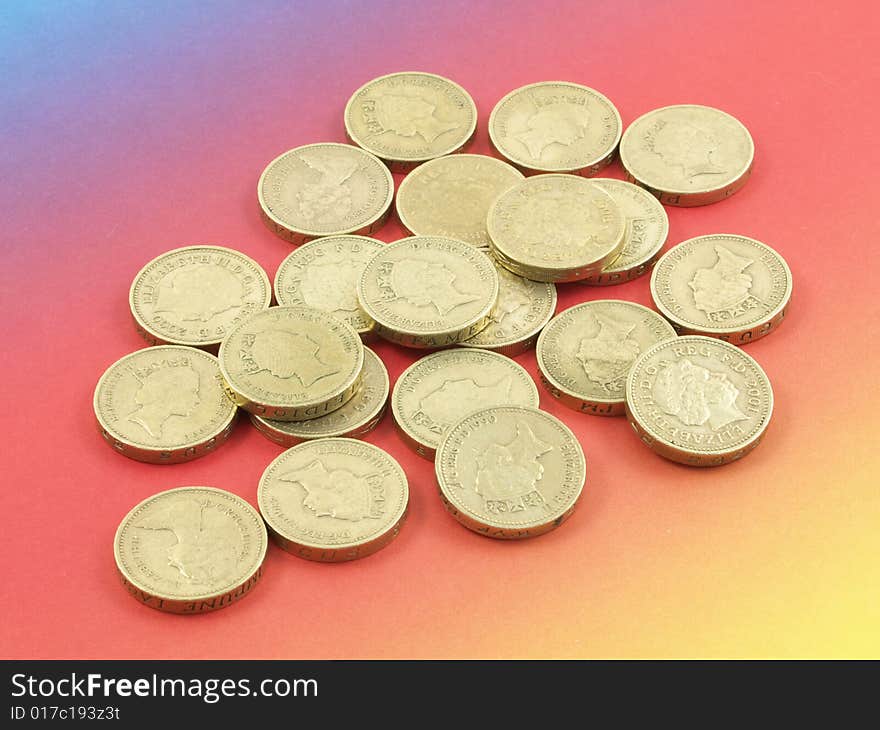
[258,438,408,561]
[129,245,272,349]
[625,335,773,466]
[218,306,364,421]
[536,300,676,416]
[435,406,586,539]
[620,104,754,206]
[250,347,388,446]
[650,234,792,344]
[274,235,383,336]
[344,71,477,172]
[94,346,237,464]
[583,179,669,285]
[395,154,523,247]
[357,235,499,348]
[458,259,557,355]
[114,486,267,614]
[257,142,393,245]
[392,349,539,459]
[487,174,626,282]
[488,81,622,176]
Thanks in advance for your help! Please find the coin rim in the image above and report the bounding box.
[395,153,524,244]
[356,235,500,339]
[273,234,384,334]
[488,80,623,173]
[93,345,238,452]
[250,347,389,442]
[344,71,478,164]
[257,142,394,239]
[486,174,626,275]
[129,245,272,348]
[458,267,558,351]
[217,305,365,413]
[649,233,793,335]
[619,104,755,196]
[590,178,670,275]
[536,299,678,408]
[257,437,409,552]
[435,404,587,530]
[624,334,774,458]
[114,486,268,603]
[391,348,540,455]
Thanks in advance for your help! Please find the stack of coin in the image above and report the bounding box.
[219,306,364,421]
[486,174,626,283]
[391,349,539,459]
[357,235,500,348]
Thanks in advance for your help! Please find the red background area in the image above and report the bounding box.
[1,1,878,658]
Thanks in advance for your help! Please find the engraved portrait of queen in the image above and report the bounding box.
[126,364,201,439]
[513,101,590,160]
[647,120,727,179]
[653,358,747,431]
[689,244,754,315]
[154,264,244,322]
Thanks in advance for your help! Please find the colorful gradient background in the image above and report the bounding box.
[1,1,877,659]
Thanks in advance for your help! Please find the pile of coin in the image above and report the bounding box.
[99,71,792,613]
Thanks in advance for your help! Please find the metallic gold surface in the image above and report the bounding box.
[344,71,477,172]
[650,234,792,344]
[258,438,408,561]
[357,235,499,348]
[458,260,557,355]
[273,235,383,336]
[435,406,586,539]
[395,154,523,247]
[488,81,622,176]
[257,142,393,245]
[583,179,669,285]
[487,174,625,282]
[130,245,272,349]
[114,486,267,614]
[536,300,676,416]
[250,347,388,446]
[625,335,773,466]
[391,349,539,459]
[94,346,237,464]
[620,104,754,206]
[218,306,364,421]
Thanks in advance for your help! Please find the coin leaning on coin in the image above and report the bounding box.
[114,486,267,613]
[435,406,587,539]
[344,71,478,172]
[391,348,540,459]
[620,104,754,207]
[94,345,238,464]
[625,335,773,466]
[537,300,677,416]
[650,234,792,345]
[487,174,626,282]
[257,142,394,245]
[219,306,364,421]
[250,346,389,447]
[357,235,500,348]
[258,438,409,561]
[129,245,272,349]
